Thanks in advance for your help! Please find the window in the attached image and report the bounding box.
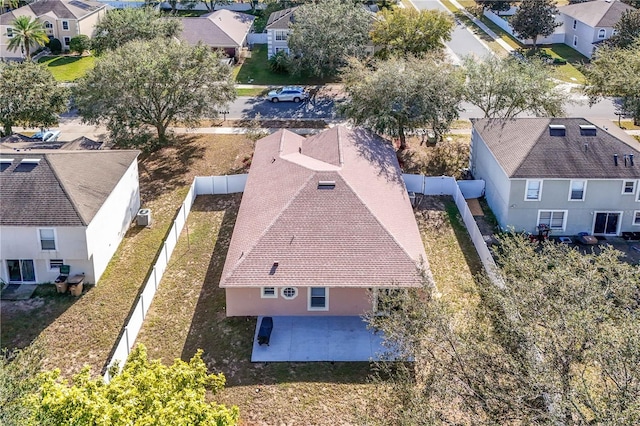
[275,47,289,54]
[525,180,542,201]
[569,180,586,201]
[49,259,64,270]
[308,287,328,311]
[623,180,636,195]
[275,30,287,41]
[39,228,56,250]
[572,20,577,30]
[7,28,13,38]
[6,260,35,283]
[64,37,70,46]
[281,287,297,299]
[261,287,277,298]
[44,21,52,29]
[634,211,640,226]
[62,21,69,30]
[597,28,606,39]
[573,35,578,46]
[538,210,567,231]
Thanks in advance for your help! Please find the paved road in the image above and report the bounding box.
[411,0,492,62]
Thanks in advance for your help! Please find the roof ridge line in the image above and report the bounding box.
[43,155,88,226]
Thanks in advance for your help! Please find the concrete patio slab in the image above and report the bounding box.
[0,284,38,300]
[251,316,386,362]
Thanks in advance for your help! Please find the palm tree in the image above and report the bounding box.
[7,16,49,60]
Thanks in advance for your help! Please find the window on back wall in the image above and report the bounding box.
[598,28,606,39]
[573,20,577,30]
[573,35,578,46]
[49,259,64,270]
[275,30,287,41]
[39,229,56,250]
[281,287,297,300]
[538,210,566,230]
[525,180,542,201]
[64,37,70,46]
[308,287,328,311]
[634,211,640,226]
[569,180,586,201]
[7,28,13,38]
[261,287,277,298]
[62,21,69,30]
[623,180,636,195]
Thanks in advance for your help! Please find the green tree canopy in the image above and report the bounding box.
[370,8,454,59]
[7,15,49,59]
[365,234,640,424]
[30,344,239,426]
[609,9,640,49]
[583,40,640,124]
[0,61,69,136]
[475,0,512,11]
[339,56,464,150]
[0,344,43,426]
[69,34,91,55]
[463,54,565,118]
[91,8,181,55]
[288,0,372,77]
[510,0,560,48]
[73,39,235,149]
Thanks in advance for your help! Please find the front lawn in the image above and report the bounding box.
[235,44,335,85]
[38,55,95,82]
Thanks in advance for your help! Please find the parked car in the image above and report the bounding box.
[266,86,309,103]
[32,130,61,142]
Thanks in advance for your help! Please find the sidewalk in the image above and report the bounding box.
[447,0,514,54]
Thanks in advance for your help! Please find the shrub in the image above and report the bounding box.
[47,38,62,54]
[268,50,290,73]
[552,57,567,65]
[69,35,91,55]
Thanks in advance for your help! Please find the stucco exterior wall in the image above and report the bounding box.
[225,287,372,316]
[266,28,289,58]
[77,8,106,38]
[85,160,140,285]
[0,226,90,283]
[561,16,610,59]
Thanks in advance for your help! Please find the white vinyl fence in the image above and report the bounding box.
[103,175,248,381]
[104,173,498,380]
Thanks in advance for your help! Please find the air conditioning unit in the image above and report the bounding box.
[136,209,152,227]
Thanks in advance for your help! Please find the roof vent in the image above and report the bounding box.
[20,158,41,164]
[549,124,566,136]
[579,125,597,136]
[318,180,335,189]
[0,158,14,163]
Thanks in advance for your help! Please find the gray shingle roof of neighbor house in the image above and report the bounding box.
[559,0,635,28]
[0,0,106,24]
[0,150,139,227]
[472,117,640,179]
[180,9,255,48]
[220,126,432,289]
[265,7,297,30]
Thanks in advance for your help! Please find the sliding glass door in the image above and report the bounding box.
[6,260,36,283]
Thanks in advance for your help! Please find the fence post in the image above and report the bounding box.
[164,242,168,265]
[140,295,145,319]
[124,326,130,353]
[153,266,158,291]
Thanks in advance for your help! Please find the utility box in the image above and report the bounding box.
[137,209,152,227]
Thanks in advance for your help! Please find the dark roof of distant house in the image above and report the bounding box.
[0,150,139,227]
[220,125,431,289]
[472,117,640,179]
[559,0,634,28]
[265,7,297,30]
[0,0,105,25]
[180,9,255,48]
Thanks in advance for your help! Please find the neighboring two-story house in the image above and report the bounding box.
[558,0,635,58]
[0,151,140,285]
[220,126,432,316]
[265,7,296,58]
[0,0,107,60]
[470,118,640,237]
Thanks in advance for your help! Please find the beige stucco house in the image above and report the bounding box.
[179,9,254,59]
[1,0,107,60]
[220,126,432,317]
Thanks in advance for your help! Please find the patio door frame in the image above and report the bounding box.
[5,259,37,283]
[592,211,622,236]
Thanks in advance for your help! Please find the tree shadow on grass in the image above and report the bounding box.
[181,195,371,387]
[44,56,85,67]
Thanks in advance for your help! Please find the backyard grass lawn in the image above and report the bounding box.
[235,44,335,85]
[39,55,95,82]
[134,135,481,424]
[0,134,254,378]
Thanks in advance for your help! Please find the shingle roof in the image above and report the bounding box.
[0,0,105,24]
[220,126,431,289]
[472,118,640,179]
[559,0,634,28]
[0,150,139,227]
[180,9,255,48]
[265,7,297,30]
